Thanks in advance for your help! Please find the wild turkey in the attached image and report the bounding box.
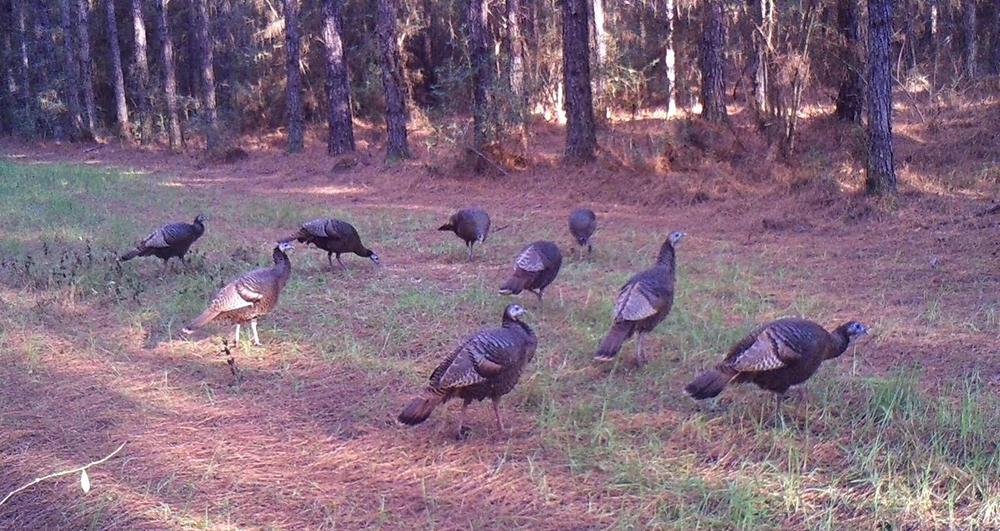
[398,303,537,438]
[594,231,686,366]
[281,218,379,271]
[499,241,563,307]
[438,208,491,261]
[568,208,597,254]
[685,318,869,416]
[182,241,294,346]
[119,214,205,271]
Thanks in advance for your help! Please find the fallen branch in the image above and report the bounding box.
[0,441,128,507]
[465,147,510,176]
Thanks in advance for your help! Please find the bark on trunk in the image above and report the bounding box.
[993,0,1000,75]
[376,0,411,160]
[283,0,304,153]
[664,0,677,116]
[193,0,219,151]
[323,0,355,155]
[76,0,96,136]
[106,0,131,141]
[866,0,897,195]
[834,0,863,122]
[749,0,774,120]
[562,0,597,162]
[59,0,85,139]
[505,0,528,152]
[700,0,726,122]
[154,0,181,150]
[130,0,153,142]
[468,0,494,171]
[591,0,608,116]
[962,0,977,79]
[12,0,33,132]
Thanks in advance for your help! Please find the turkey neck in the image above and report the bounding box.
[825,323,853,359]
[502,315,534,338]
[655,242,676,269]
[272,247,292,283]
[192,219,205,236]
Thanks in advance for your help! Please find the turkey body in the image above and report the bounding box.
[438,208,491,260]
[568,208,596,253]
[499,240,563,306]
[398,304,537,437]
[684,318,868,414]
[182,242,294,345]
[120,215,205,269]
[594,231,685,366]
[283,218,378,270]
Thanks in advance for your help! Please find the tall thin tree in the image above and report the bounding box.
[591,0,608,116]
[76,0,97,136]
[834,0,863,122]
[562,0,597,162]
[283,0,304,153]
[866,0,897,195]
[130,0,153,142]
[749,0,775,121]
[505,0,528,152]
[468,0,494,171]
[664,0,677,116]
[699,0,726,122]
[154,0,181,149]
[12,0,34,133]
[961,0,977,79]
[106,0,131,141]
[375,0,411,160]
[59,0,84,139]
[193,0,219,150]
[322,0,355,155]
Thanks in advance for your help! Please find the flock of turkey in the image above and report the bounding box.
[119,207,868,438]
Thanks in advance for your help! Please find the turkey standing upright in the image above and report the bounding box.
[398,304,537,438]
[282,218,379,271]
[182,242,294,345]
[499,241,563,307]
[568,208,597,254]
[685,318,868,417]
[594,231,685,366]
[438,208,491,261]
[119,214,205,271]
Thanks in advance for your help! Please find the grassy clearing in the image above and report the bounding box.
[1,160,998,529]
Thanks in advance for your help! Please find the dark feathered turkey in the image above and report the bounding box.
[568,208,597,254]
[182,242,294,345]
[499,241,562,307]
[685,318,868,415]
[282,218,378,270]
[119,214,205,270]
[594,231,685,366]
[438,208,491,261]
[398,304,537,438]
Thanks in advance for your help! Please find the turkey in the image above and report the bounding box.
[398,303,537,439]
[438,208,491,261]
[281,218,379,271]
[119,214,205,271]
[594,231,685,367]
[684,318,868,416]
[499,241,562,307]
[568,208,597,254]
[182,241,294,346]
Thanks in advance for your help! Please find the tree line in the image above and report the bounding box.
[1,0,998,194]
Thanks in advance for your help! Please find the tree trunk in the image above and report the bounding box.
[153,0,181,150]
[591,0,608,116]
[993,0,1000,75]
[283,0,304,153]
[749,0,774,121]
[12,0,33,133]
[505,0,528,152]
[193,0,219,151]
[1,26,12,135]
[664,0,677,116]
[106,0,131,141]
[962,0,977,79]
[834,0,863,122]
[468,0,494,171]
[59,0,85,139]
[562,0,597,162]
[76,0,97,136]
[322,0,355,155]
[700,0,726,122]
[866,0,897,195]
[375,0,411,160]
[130,0,153,142]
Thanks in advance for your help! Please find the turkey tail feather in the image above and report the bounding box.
[684,366,736,400]
[119,248,142,261]
[499,274,528,295]
[398,390,445,425]
[182,307,220,334]
[437,223,454,231]
[594,321,633,361]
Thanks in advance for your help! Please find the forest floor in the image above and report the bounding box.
[1,96,998,529]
